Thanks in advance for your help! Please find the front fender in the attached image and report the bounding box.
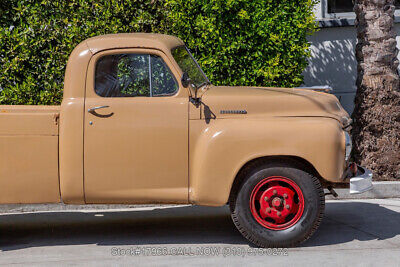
[189,117,345,206]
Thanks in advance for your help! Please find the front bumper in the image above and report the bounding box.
[348,165,373,194]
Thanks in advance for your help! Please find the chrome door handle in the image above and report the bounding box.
[88,105,109,113]
[88,105,114,118]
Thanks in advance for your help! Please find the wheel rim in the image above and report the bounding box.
[250,176,305,230]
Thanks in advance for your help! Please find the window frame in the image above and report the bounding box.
[93,51,179,98]
[316,0,400,20]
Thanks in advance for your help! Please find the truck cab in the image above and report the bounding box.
[61,34,192,204]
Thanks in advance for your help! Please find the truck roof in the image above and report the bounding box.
[84,33,185,54]
[64,33,185,99]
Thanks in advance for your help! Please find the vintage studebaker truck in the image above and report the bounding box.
[0,33,372,247]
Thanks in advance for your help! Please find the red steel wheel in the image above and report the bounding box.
[230,161,325,247]
[250,176,305,230]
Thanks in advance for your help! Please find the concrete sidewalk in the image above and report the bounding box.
[0,198,399,266]
[326,181,400,200]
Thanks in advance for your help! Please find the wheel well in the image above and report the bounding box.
[229,156,325,203]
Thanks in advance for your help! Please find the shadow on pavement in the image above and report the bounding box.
[303,201,400,247]
[0,202,399,251]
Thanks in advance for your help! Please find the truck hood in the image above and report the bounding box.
[200,86,350,126]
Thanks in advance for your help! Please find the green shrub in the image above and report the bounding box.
[0,0,317,105]
[0,0,167,104]
[167,0,318,87]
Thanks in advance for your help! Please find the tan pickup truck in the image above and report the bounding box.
[0,33,372,247]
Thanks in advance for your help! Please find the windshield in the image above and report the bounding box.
[171,46,209,88]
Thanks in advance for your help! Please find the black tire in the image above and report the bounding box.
[229,160,325,247]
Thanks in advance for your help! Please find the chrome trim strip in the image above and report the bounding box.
[149,54,152,97]
[220,110,247,114]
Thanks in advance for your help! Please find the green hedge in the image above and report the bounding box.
[0,0,317,105]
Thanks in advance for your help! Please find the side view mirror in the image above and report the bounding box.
[181,72,191,88]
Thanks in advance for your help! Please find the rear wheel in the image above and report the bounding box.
[230,161,325,247]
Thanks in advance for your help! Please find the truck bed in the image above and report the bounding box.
[0,105,61,204]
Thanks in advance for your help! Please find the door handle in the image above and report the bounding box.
[88,105,109,112]
[88,105,114,118]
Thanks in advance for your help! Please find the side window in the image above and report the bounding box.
[95,54,150,97]
[95,53,178,97]
[151,55,178,96]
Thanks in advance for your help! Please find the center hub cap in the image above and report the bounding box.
[272,197,282,207]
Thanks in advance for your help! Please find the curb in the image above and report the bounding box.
[326,181,400,200]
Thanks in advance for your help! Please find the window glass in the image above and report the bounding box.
[95,54,149,97]
[95,53,177,97]
[171,46,208,88]
[328,0,400,13]
[151,55,178,96]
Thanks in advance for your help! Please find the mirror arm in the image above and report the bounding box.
[189,85,201,107]
[189,96,201,107]
[182,72,201,107]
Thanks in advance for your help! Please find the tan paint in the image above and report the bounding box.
[189,117,345,206]
[0,106,60,204]
[60,34,188,204]
[1,33,352,206]
[85,33,185,56]
[59,40,92,204]
[83,48,188,204]
[199,86,349,123]
[187,85,349,205]
[0,105,59,135]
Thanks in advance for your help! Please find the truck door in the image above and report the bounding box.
[84,48,188,203]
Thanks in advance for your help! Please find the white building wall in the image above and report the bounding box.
[303,1,400,114]
[303,26,358,113]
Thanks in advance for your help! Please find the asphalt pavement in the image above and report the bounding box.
[0,199,399,266]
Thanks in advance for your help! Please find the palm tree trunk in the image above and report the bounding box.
[353,0,400,180]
